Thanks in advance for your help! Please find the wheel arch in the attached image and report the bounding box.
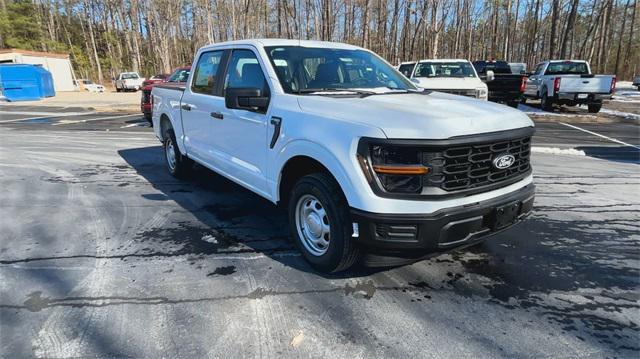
[275,141,358,208]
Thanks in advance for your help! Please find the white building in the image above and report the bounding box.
[0,49,77,92]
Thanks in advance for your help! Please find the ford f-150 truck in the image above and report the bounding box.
[409,59,489,100]
[473,60,527,107]
[152,39,535,273]
[522,60,616,113]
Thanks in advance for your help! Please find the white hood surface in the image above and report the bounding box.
[296,91,533,139]
[413,77,486,90]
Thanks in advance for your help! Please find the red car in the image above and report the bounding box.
[142,74,169,88]
[141,66,191,123]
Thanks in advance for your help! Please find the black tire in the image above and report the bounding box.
[588,104,602,113]
[288,173,360,273]
[144,112,153,125]
[163,128,192,178]
[540,89,553,111]
[507,100,519,108]
[116,87,121,93]
[520,97,527,105]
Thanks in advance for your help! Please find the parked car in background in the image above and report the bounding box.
[509,62,527,75]
[141,66,191,123]
[473,60,527,107]
[152,39,535,273]
[410,59,488,100]
[633,75,640,90]
[115,72,145,92]
[142,73,169,87]
[75,79,105,93]
[397,61,416,78]
[522,60,615,113]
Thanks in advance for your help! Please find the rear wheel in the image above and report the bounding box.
[144,112,153,125]
[163,128,192,178]
[288,173,360,273]
[588,104,602,113]
[116,87,121,93]
[540,90,553,111]
[507,100,519,108]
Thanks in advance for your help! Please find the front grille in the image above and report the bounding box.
[424,136,531,191]
[436,89,477,98]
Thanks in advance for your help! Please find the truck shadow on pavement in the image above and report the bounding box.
[118,145,383,278]
[575,145,640,164]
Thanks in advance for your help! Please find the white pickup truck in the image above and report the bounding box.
[115,72,145,92]
[152,39,535,273]
[409,59,490,100]
[523,60,616,113]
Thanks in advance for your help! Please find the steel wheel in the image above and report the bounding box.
[165,137,176,172]
[295,194,331,256]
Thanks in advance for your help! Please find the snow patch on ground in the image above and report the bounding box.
[517,104,596,118]
[531,146,586,156]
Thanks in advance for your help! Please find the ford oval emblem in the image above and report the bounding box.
[493,154,516,169]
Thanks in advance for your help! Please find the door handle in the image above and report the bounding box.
[181,104,191,111]
[210,111,224,120]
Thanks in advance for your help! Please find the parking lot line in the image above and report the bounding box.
[560,122,640,150]
[51,114,140,126]
[0,111,96,123]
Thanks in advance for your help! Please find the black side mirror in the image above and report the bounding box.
[225,87,269,112]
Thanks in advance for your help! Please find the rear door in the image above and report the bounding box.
[216,47,271,197]
[180,50,226,164]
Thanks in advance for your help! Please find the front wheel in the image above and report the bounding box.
[163,129,192,178]
[288,173,360,273]
[588,104,602,113]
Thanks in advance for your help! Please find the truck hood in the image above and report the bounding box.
[296,91,533,139]
[413,77,486,90]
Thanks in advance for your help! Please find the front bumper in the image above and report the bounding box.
[351,184,534,255]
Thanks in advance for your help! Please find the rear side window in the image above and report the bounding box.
[191,51,223,95]
[534,63,545,75]
[223,49,268,94]
[398,63,415,77]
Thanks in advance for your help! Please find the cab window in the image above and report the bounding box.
[191,50,223,95]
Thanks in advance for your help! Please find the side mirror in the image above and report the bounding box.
[225,87,269,112]
[486,70,495,82]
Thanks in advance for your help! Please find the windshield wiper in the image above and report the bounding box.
[298,88,377,96]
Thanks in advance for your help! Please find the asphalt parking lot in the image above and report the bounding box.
[0,104,639,358]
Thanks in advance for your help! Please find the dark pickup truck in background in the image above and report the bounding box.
[473,60,527,107]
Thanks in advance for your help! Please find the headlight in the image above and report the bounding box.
[358,144,429,194]
[476,88,488,99]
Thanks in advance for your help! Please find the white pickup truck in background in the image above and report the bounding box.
[523,60,615,113]
[115,72,145,92]
[409,59,489,100]
[152,39,535,273]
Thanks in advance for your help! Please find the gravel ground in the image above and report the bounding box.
[0,106,638,358]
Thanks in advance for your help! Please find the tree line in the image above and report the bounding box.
[0,0,637,83]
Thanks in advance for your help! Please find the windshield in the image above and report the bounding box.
[414,61,476,78]
[121,73,139,80]
[168,69,190,82]
[265,46,416,94]
[545,61,589,75]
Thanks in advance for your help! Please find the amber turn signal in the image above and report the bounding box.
[372,165,429,175]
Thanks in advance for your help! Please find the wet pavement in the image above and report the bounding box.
[0,105,638,358]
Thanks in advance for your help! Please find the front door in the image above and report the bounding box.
[216,48,271,197]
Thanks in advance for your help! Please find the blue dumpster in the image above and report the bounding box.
[0,64,56,101]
